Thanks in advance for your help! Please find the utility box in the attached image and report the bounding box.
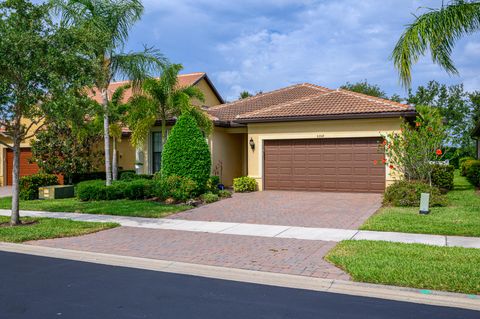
[39,185,75,199]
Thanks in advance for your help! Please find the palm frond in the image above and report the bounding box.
[111,46,166,90]
[125,95,157,147]
[111,84,131,107]
[392,1,480,87]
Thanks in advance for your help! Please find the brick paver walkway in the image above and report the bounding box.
[171,191,382,228]
[30,227,349,280]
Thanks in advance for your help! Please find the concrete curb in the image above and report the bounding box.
[0,242,478,311]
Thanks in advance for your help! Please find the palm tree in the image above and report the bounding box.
[127,64,213,161]
[52,0,164,185]
[392,1,480,87]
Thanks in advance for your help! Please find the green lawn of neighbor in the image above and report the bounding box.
[325,240,480,295]
[361,172,480,237]
[0,197,192,218]
[0,216,118,243]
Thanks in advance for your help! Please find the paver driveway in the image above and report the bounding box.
[31,227,349,280]
[171,191,382,229]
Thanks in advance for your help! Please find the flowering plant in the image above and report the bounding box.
[379,105,446,185]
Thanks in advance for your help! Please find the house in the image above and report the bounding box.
[204,84,415,192]
[473,121,480,159]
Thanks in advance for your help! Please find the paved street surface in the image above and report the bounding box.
[0,251,477,319]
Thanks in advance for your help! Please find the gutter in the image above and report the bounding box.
[234,110,417,124]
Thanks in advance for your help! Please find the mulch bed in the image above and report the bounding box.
[0,220,38,228]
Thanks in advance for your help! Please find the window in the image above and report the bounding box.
[151,132,163,173]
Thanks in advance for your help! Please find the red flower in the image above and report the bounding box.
[382,140,387,146]
[427,127,433,132]
[382,158,386,164]
[373,160,378,165]
[389,164,394,170]
[436,149,442,156]
[415,122,421,127]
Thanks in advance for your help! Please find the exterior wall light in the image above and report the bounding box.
[249,137,255,150]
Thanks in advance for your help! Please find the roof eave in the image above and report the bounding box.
[234,110,417,124]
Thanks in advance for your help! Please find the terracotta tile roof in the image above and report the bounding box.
[206,84,413,124]
[235,89,413,122]
[89,72,206,104]
[206,83,331,122]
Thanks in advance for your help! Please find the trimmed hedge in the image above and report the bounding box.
[233,176,257,192]
[71,170,136,184]
[431,164,454,191]
[383,180,447,207]
[119,172,153,181]
[76,179,154,201]
[20,173,58,200]
[465,160,480,187]
[460,157,475,176]
[200,192,219,203]
[161,114,211,193]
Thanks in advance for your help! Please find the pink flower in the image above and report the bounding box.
[373,160,378,165]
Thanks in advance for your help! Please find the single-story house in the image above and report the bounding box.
[0,73,416,193]
[473,121,480,159]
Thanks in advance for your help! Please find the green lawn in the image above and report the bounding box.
[325,240,480,295]
[361,173,480,237]
[0,197,192,218]
[0,216,118,243]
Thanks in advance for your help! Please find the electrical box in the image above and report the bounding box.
[38,185,75,200]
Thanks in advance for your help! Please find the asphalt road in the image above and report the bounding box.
[0,251,477,319]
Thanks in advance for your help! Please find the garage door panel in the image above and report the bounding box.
[264,138,385,193]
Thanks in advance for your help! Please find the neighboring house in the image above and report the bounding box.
[473,121,480,159]
[0,72,223,186]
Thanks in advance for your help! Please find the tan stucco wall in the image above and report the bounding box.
[209,127,247,187]
[193,78,222,107]
[246,118,403,191]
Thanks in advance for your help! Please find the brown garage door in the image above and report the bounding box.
[6,148,39,185]
[264,138,385,193]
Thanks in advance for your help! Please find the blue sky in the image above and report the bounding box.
[123,0,480,101]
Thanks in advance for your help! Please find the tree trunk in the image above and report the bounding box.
[112,136,118,181]
[161,117,167,145]
[10,138,21,226]
[102,89,112,186]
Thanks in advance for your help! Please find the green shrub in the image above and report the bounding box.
[154,175,197,202]
[71,170,136,184]
[200,192,219,203]
[206,175,220,193]
[76,179,154,201]
[465,160,480,187]
[233,176,257,192]
[120,172,153,181]
[218,190,232,198]
[161,114,211,193]
[431,164,454,191]
[19,173,58,200]
[383,180,447,207]
[123,179,154,200]
[460,157,476,176]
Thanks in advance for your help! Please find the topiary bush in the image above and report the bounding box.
[431,164,454,191]
[154,175,197,202]
[383,180,447,207]
[20,173,58,200]
[161,113,211,194]
[465,160,480,187]
[460,157,475,176]
[200,192,219,203]
[233,176,257,192]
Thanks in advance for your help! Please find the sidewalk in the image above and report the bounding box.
[1,209,480,248]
